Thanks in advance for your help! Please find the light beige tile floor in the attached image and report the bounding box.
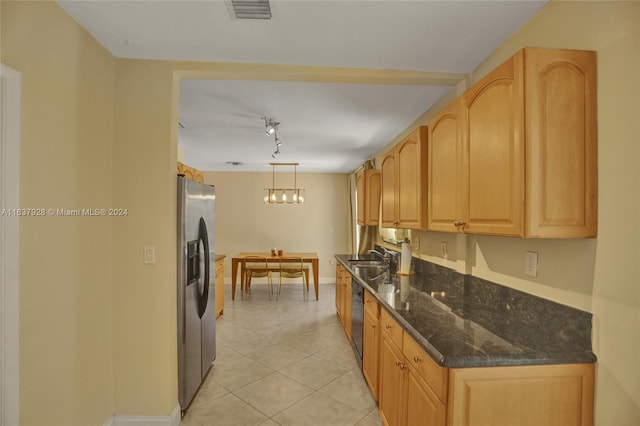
[181,282,382,426]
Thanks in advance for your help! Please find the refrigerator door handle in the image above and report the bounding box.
[197,217,210,319]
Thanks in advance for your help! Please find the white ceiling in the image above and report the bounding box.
[57,0,547,173]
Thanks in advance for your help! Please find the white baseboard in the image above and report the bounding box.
[104,405,181,426]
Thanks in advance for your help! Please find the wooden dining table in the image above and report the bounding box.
[231,252,320,301]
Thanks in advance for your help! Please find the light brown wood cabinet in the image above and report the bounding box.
[428,97,463,233]
[335,264,352,341]
[430,47,597,237]
[357,169,381,226]
[215,257,224,318]
[378,309,447,426]
[448,363,594,426]
[363,291,380,400]
[381,127,429,230]
[177,161,204,183]
[379,327,405,426]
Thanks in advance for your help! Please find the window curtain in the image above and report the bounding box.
[354,160,378,254]
[348,173,357,254]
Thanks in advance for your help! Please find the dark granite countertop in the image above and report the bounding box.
[336,254,596,368]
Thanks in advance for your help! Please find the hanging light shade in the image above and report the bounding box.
[264,163,306,205]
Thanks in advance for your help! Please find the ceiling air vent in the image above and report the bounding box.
[229,0,272,20]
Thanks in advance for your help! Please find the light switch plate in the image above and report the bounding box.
[525,251,538,277]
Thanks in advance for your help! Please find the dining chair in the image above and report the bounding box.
[243,256,274,299]
[275,256,309,301]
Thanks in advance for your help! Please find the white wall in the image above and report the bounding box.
[204,171,351,283]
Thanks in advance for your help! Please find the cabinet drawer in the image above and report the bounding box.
[364,291,379,317]
[380,308,403,349]
[403,333,448,403]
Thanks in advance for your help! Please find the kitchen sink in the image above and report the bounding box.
[348,259,387,267]
[352,265,389,281]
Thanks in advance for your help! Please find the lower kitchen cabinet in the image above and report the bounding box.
[335,262,595,426]
[448,363,594,426]
[335,264,352,340]
[405,370,446,426]
[363,291,380,400]
[379,309,446,426]
[215,257,224,318]
[379,330,405,426]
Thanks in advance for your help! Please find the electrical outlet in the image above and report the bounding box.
[440,242,447,258]
[525,251,538,277]
[329,259,334,265]
[144,246,156,265]
[414,237,420,250]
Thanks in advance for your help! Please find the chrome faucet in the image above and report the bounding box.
[368,249,389,263]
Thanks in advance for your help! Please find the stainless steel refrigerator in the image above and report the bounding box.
[177,176,216,411]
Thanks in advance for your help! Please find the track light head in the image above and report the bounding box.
[263,118,279,136]
[263,117,283,157]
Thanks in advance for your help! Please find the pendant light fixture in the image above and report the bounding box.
[264,163,306,204]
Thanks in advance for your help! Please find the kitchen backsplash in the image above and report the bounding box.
[375,245,594,354]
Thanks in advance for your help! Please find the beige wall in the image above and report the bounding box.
[203,171,350,281]
[379,2,640,424]
[1,1,115,424]
[111,59,179,415]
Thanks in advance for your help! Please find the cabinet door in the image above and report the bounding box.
[405,369,446,426]
[449,363,594,426]
[381,151,397,228]
[464,51,525,236]
[356,170,366,225]
[363,308,380,400]
[379,332,404,426]
[428,97,463,233]
[524,48,597,237]
[366,170,381,225]
[335,265,342,316]
[396,128,428,229]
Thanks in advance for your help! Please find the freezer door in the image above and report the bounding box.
[198,216,216,377]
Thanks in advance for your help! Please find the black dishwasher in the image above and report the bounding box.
[351,277,364,369]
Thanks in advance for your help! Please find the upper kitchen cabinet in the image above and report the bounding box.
[381,127,429,230]
[357,169,381,226]
[463,50,525,237]
[438,47,597,238]
[177,161,204,183]
[428,97,463,233]
[525,48,597,238]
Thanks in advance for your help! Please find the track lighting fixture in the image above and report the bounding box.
[263,117,283,158]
